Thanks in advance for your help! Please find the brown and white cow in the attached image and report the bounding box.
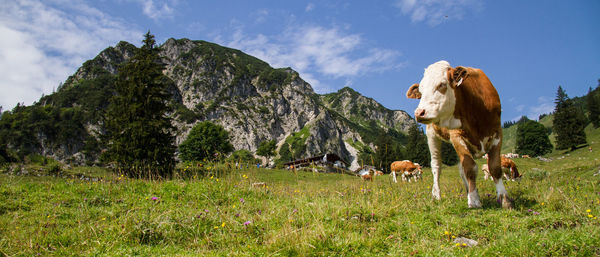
[406,60,512,208]
[390,160,422,183]
[359,169,375,181]
[482,157,522,181]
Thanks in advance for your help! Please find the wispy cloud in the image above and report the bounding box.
[528,96,554,120]
[137,0,175,21]
[394,0,482,26]
[218,25,403,93]
[305,3,315,12]
[0,0,141,110]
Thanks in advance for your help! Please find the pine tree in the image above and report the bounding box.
[515,117,553,156]
[103,31,176,178]
[587,83,600,128]
[405,123,430,167]
[553,86,587,150]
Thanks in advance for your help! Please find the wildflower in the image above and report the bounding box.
[455,243,460,247]
[527,209,533,212]
[462,243,467,247]
[151,197,158,201]
[233,205,236,209]
[533,211,540,215]
[586,209,591,213]
[214,226,219,229]
[101,217,106,221]
[240,198,245,203]
[588,214,594,218]
[452,235,456,239]
[221,222,226,227]
[243,221,252,226]
[541,202,545,206]
[444,231,450,235]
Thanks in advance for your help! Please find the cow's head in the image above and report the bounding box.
[406,61,468,124]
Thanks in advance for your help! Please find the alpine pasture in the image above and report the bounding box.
[1,127,599,256]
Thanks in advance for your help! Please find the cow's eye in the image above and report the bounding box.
[436,83,446,92]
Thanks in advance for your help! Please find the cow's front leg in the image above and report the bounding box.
[426,125,442,200]
[392,171,398,183]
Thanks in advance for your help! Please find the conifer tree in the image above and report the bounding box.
[104,31,176,178]
[587,83,600,128]
[405,123,430,167]
[553,86,587,150]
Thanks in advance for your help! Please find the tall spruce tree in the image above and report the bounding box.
[371,134,405,172]
[405,123,430,167]
[515,117,553,156]
[587,83,600,128]
[553,86,587,150]
[104,31,176,178]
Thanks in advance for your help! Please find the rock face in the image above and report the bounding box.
[35,38,416,169]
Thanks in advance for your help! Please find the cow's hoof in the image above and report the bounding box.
[499,195,513,209]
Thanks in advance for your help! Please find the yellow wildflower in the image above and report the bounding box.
[586,209,591,213]
[221,222,225,227]
[588,214,594,218]
[444,231,450,235]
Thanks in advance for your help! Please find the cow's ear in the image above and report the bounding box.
[449,66,468,88]
[406,83,421,99]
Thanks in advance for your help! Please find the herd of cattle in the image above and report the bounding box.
[359,156,521,182]
[358,60,526,209]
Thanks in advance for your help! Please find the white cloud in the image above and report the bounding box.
[394,0,482,26]
[219,25,402,93]
[305,3,315,12]
[251,9,269,24]
[528,96,554,120]
[0,0,141,110]
[138,0,174,21]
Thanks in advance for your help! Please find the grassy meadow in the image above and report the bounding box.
[1,127,600,256]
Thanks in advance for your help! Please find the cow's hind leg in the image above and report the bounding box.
[451,137,481,208]
[488,143,512,209]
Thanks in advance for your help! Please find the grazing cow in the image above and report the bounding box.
[390,160,422,183]
[359,169,375,181]
[483,158,521,181]
[521,155,530,158]
[501,157,521,181]
[406,60,512,208]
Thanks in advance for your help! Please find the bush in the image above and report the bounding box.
[46,163,62,175]
[179,121,233,162]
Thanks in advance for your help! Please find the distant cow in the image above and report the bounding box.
[406,60,512,208]
[359,169,375,181]
[390,160,422,183]
[482,157,521,181]
[501,157,521,181]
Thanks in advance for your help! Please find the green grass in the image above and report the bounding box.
[1,126,600,256]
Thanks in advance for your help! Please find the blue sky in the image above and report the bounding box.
[1,0,599,122]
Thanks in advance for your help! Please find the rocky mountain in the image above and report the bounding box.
[3,38,415,170]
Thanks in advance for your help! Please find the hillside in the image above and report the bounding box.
[0,38,415,169]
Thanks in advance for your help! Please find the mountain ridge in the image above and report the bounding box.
[3,38,416,170]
